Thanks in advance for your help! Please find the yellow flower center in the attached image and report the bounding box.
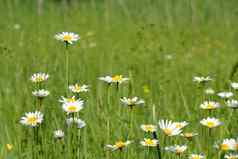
[63,35,72,42]
[115,141,126,150]
[144,139,155,146]
[163,128,172,136]
[192,155,201,159]
[67,105,77,112]
[184,133,193,138]
[67,97,76,102]
[176,123,183,129]
[207,121,215,128]
[221,143,229,151]
[144,126,154,132]
[112,75,122,82]
[175,149,183,155]
[27,116,37,125]
[74,84,81,92]
[6,144,13,151]
[207,103,215,109]
[36,76,44,82]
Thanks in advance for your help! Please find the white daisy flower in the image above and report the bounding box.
[193,76,212,83]
[189,154,205,159]
[173,121,189,129]
[120,97,144,108]
[106,140,132,151]
[32,89,50,98]
[140,138,158,147]
[231,82,238,90]
[20,111,43,127]
[226,99,238,109]
[30,72,49,83]
[219,138,237,151]
[111,75,129,84]
[165,145,187,155]
[98,76,113,84]
[180,132,198,140]
[225,154,238,159]
[60,96,84,114]
[205,88,215,95]
[200,101,220,110]
[158,120,182,136]
[55,32,80,45]
[200,117,222,128]
[69,84,89,93]
[66,117,86,129]
[141,124,157,133]
[217,92,233,99]
[54,130,64,139]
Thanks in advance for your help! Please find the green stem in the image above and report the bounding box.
[65,44,69,95]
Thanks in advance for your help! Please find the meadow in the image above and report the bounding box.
[0,0,238,158]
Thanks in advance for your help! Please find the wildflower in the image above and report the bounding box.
[219,138,237,151]
[205,88,215,95]
[32,89,50,98]
[225,154,238,159]
[106,140,132,151]
[143,85,150,94]
[69,84,89,93]
[189,154,205,159]
[111,75,129,84]
[20,111,43,127]
[226,99,238,109]
[231,82,238,90]
[30,72,49,83]
[217,92,233,99]
[54,130,64,139]
[200,101,220,110]
[200,117,222,128]
[55,32,80,45]
[120,97,144,108]
[59,96,84,114]
[180,132,198,140]
[165,145,187,155]
[173,121,189,129]
[193,76,212,84]
[6,144,13,151]
[140,138,158,147]
[98,76,113,84]
[158,120,182,136]
[141,124,157,133]
[66,117,86,129]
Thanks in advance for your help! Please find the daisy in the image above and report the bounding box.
[158,120,182,136]
[189,154,205,159]
[180,132,198,140]
[193,76,212,83]
[20,111,43,127]
[111,75,129,84]
[173,121,189,129]
[205,88,215,95]
[106,140,132,151]
[200,117,222,128]
[140,138,158,147]
[217,92,233,99]
[200,101,220,110]
[231,82,238,90]
[225,154,238,159]
[30,72,49,83]
[32,89,50,98]
[226,99,238,109]
[55,32,80,45]
[60,96,84,114]
[219,138,237,151]
[98,76,113,84]
[165,145,187,155]
[120,97,144,108]
[54,130,64,139]
[141,124,157,133]
[66,117,86,129]
[69,84,89,93]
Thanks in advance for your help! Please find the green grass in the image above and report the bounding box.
[0,0,238,158]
